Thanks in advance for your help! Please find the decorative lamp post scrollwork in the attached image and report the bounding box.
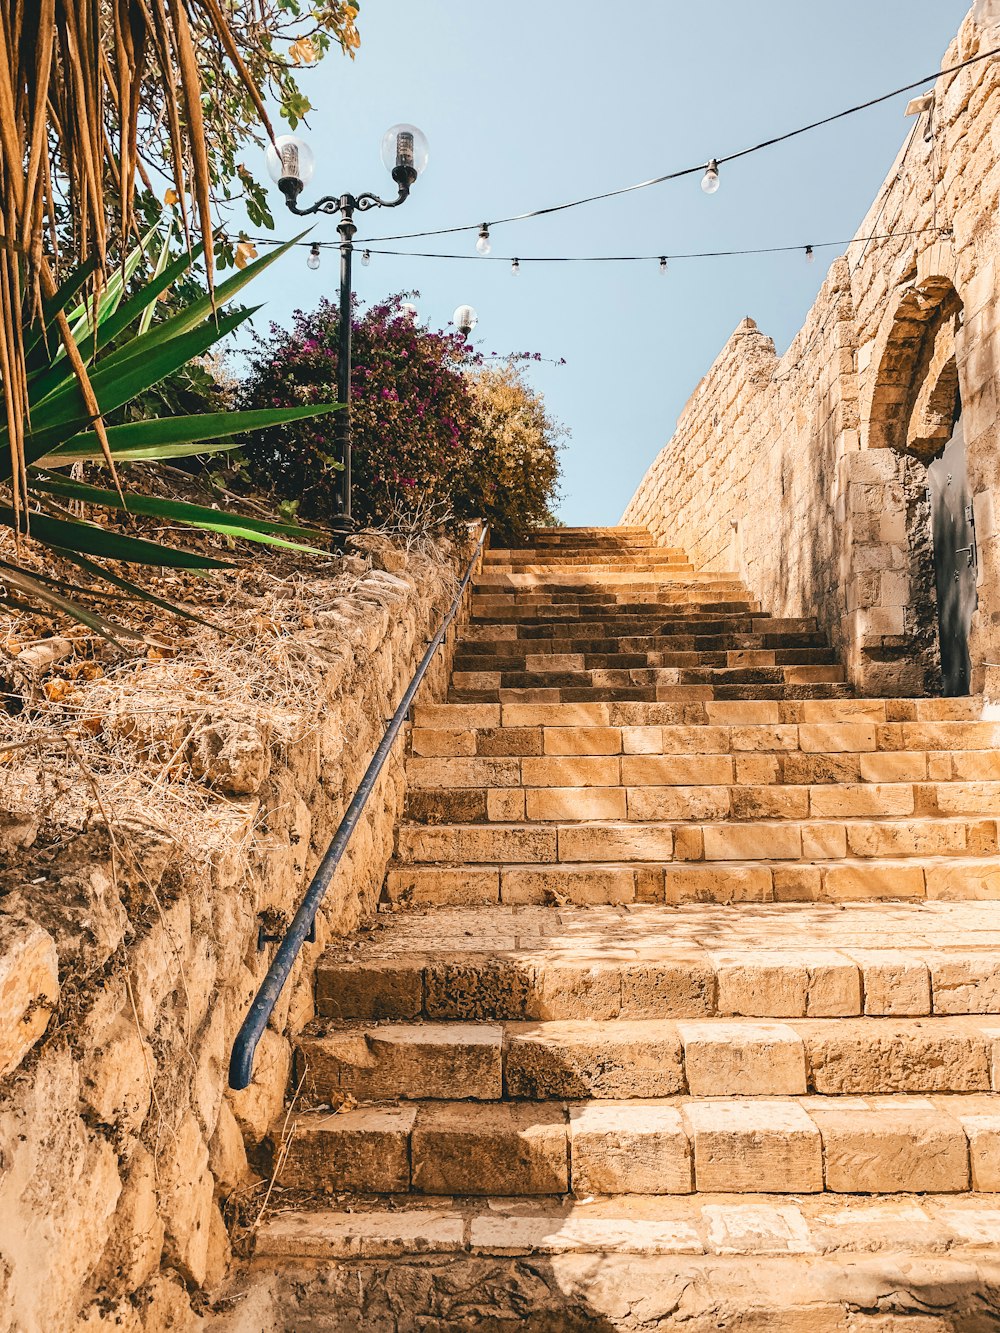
[265,126,429,529]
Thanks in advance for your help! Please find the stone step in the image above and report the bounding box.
[295,1016,1000,1102]
[474,572,737,589]
[453,648,839,672]
[470,595,757,614]
[271,1094,1000,1197]
[403,777,1000,827]
[410,725,1000,775]
[449,665,848,692]
[458,631,830,653]
[394,816,1000,865]
[388,852,1000,906]
[411,697,984,730]
[447,683,856,705]
[318,901,1000,1021]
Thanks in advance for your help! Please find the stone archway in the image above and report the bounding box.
[854,264,970,695]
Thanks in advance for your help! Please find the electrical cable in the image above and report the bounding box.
[242,223,951,265]
[337,44,998,245]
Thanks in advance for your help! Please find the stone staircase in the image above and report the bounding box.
[250,527,1000,1331]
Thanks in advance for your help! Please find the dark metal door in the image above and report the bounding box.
[927,414,977,696]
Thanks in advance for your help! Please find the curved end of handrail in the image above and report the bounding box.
[229,1040,254,1091]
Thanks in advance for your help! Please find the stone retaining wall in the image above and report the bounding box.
[0,532,475,1333]
[623,8,1000,700]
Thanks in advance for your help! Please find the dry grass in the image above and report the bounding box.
[0,526,457,881]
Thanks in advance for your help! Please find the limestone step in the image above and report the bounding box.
[410,718,1000,763]
[448,666,848,697]
[316,901,1000,1022]
[473,572,739,589]
[447,682,856,705]
[386,853,1000,905]
[467,614,817,636]
[403,778,1000,827]
[254,1190,1000,1256]
[411,697,984,730]
[456,632,831,656]
[271,1095,1000,1197]
[295,1015,1000,1101]
[453,648,839,672]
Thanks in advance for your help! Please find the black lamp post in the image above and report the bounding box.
[265,125,429,530]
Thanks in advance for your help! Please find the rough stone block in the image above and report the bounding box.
[412,1102,567,1195]
[811,1101,970,1193]
[505,1021,684,1099]
[277,1107,415,1192]
[0,919,59,1080]
[569,1101,692,1194]
[678,1021,806,1095]
[686,1099,822,1193]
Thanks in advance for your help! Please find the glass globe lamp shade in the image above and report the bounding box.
[381,124,429,183]
[453,304,478,336]
[701,159,720,195]
[400,302,419,321]
[265,134,315,187]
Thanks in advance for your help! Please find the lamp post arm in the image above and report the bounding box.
[280,181,410,217]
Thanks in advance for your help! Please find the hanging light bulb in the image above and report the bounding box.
[805,245,815,264]
[476,224,491,256]
[701,159,720,194]
[511,258,520,276]
[659,256,668,275]
[307,243,321,271]
[361,249,372,267]
[453,305,478,338]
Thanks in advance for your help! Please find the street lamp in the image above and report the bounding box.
[265,125,429,529]
[453,304,478,339]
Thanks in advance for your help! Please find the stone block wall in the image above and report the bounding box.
[624,8,1000,700]
[0,532,477,1333]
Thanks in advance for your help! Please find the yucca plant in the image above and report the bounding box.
[1,230,339,638]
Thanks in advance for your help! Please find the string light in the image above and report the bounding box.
[361,249,371,266]
[659,256,668,275]
[243,224,950,268]
[511,257,520,276]
[346,45,998,247]
[701,159,720,195]
[476,224,492,255]
[307,243,321,271]
[805,245,815,263]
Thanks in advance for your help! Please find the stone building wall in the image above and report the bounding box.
[623,6,1000,700]
[0,533,476,1333]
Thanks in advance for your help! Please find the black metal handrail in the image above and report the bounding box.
[229,526,487,1090]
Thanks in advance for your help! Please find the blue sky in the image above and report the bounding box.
[236,0,971,525]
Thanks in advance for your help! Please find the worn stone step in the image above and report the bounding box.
[411,697,984,731]
[271,1094,1000,1197]
[457,633,831,656]
[447,682,856,705]
[453,649,839,673]
[409,725,1000,778]
[296,1015,1000,1102]
[394,813,999,862]
[389,851,1000,906]
[318,901,1000,1022]
[449,665,848,694]
[403,777,1000,828]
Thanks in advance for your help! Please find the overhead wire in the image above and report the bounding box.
[338,43,999,245]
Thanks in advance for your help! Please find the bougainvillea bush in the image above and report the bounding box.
[238,293,563,535]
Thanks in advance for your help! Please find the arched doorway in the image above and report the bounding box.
[865,276,974,695]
